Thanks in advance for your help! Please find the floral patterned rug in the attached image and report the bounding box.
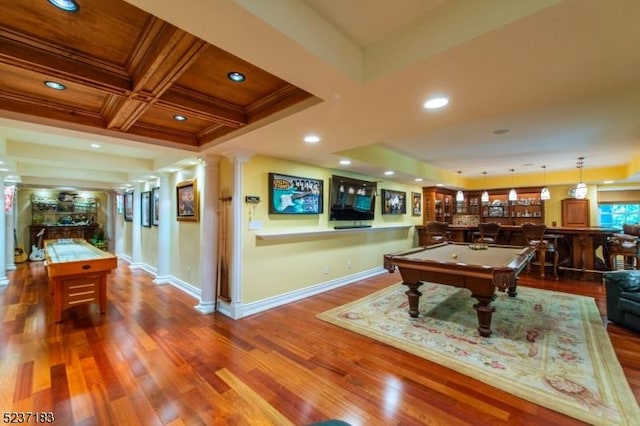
[316,283,640,425]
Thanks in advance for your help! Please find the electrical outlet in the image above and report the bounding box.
[322,266,329,275]
[347,260,352,269]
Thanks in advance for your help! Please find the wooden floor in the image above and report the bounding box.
[1,261,639,426]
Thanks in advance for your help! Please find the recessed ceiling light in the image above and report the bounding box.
[0,168,9,172]
[90,143,101,148]
[47,0,79,12]
[423,97,449,110]
[303,135,321,143]
[339,160,351,165]
[44,80,66,90]
[603,180,614,184]
[414,178,423,182]
[173,114,187,122]
[227,71,246,82]
[384,171,394,176]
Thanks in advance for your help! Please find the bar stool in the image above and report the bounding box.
[522,223,559,279]
[608,234,640,270]
[474,222,501,244]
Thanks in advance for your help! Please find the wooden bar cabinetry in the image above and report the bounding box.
[423,186,545,225]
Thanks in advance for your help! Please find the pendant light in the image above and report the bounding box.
[508,168,518,201]
[455,171,464,202]
[481,171,489,203]
[575,157,587,199]
[540,165,551,200]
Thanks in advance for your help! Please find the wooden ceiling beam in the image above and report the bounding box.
[105,22,209,133]
[158,87,247,127]
[0,29,131,95]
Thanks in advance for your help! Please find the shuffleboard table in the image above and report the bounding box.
[44,238,118,322]
[384,242,535,337]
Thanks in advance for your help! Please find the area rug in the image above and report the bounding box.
[316,283,640,425]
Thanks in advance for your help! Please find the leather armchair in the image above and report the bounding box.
[604,270,640,333]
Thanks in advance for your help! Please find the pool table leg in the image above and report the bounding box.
[403,281,423,318]
[472,296,496,338]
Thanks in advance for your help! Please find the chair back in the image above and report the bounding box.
[521,223,548,245]
[478,222,501,241]
[425,221,449,244]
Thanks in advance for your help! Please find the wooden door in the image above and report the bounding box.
[562,199,590,227]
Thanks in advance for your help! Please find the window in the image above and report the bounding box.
[598,203,640,227]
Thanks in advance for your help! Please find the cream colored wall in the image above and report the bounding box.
[170,168,202,289]
[240,155,422,304]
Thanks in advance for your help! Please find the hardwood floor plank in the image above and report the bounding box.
[2,262,639,425]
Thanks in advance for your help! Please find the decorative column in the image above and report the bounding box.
[226,152,251,319]
[5,185,16,271]
[0,173,8,286]
[129,182,143,269]
[195,155,220,313]
[104,190,116,253]
[114,193,125,256]
[154,173,171,284]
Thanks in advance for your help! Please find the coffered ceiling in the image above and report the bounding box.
[1,0,640,190]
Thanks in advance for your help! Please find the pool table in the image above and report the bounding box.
[384,242,535,337]
[44,238,118,322]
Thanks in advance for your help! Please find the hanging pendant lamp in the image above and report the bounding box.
[540,165,551,200]
[456,170,464,202]
[481,171,489,203]
[508,168,518,201]
[575,157,587,199]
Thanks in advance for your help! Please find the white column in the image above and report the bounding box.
[195,155,219,313]
[104,190,116,252]
[114,192,125,256]
[5,186,16,271]
[227,152,251,319]
[1,175,9,286]
[154,173,171,284]
[129,183,143,269]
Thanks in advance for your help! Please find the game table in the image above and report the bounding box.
[44,238,118,322]
[384,242,535,337]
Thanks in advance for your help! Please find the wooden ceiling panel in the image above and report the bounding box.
[0,0,149,67]
[137,104,212,135]
[0,63,107,111]
[174,45,289,107]
[0,0,316,148]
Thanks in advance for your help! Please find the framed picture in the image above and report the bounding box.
[488,205,505,217]
[268,173,323,214]
[152,187,160,226]
[176,179,199,221]
[124,191,133,221]
[411,192,422,216]
[381,189,406,215]
[141,191,151,227]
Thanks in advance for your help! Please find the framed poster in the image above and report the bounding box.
[141,191,151,227]
[152,187,160,226]
[381,189,406,215]
[124,191,133,221]
[176,179,198,222]
[268,173,323,214]
[411,191,422,216]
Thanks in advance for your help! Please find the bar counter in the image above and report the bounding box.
[416,224,621,280]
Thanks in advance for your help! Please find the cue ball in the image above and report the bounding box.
[451,253,458,259]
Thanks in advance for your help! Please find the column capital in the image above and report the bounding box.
[222,149,253,163]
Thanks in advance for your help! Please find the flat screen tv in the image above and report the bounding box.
[329,175,377,226]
